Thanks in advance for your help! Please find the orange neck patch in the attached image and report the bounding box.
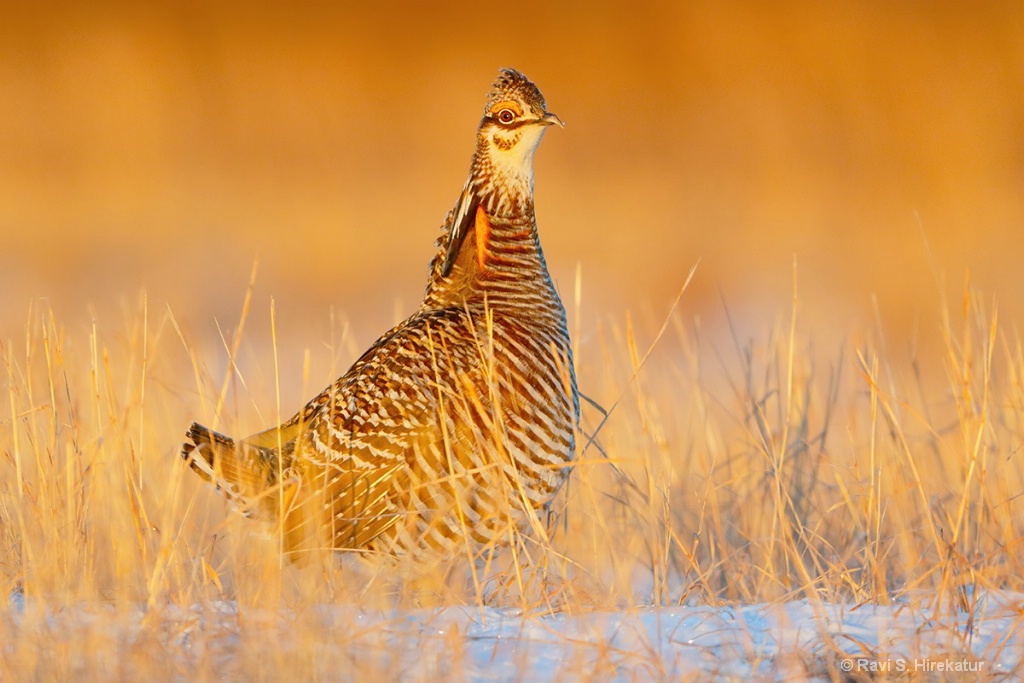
[474,205,491,270]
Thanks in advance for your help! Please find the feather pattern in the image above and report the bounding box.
[182,68,579,564]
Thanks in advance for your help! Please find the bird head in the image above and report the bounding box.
[475,68,562,186]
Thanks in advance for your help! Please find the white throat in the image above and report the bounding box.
[483,124,547,212]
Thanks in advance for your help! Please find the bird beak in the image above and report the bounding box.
[541,112,564,127]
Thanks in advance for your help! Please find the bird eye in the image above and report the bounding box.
[497,109,516,124]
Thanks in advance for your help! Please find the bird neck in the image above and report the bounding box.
[421,153,557,314]
[469,136,537,219]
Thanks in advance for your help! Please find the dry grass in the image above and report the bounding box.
[2,267,1023,681]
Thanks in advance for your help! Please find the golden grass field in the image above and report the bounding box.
[2,1,1024,680]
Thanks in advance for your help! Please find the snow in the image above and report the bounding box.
[7,588,1023,681]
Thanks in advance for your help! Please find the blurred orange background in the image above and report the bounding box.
[2,1,1022,350]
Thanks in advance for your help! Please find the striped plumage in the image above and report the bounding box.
[182,68,579,566]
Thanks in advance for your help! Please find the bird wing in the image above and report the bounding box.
[272,314,452,555]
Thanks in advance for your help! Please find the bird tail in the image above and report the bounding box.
[182,420,335,562]
[181,422,279,514]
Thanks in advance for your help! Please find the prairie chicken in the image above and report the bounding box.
[182,68,579,566]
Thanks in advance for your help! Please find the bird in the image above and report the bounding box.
[181,68,579,569]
